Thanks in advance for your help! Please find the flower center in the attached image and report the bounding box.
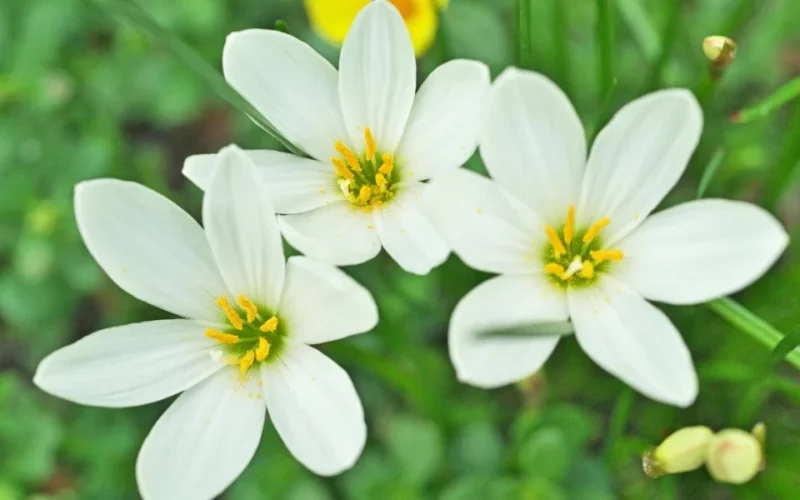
[331,127,400,213]
[542,205,624,288]
[205,295,287,378]
[390,0,416,19]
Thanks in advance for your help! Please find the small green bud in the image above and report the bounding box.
[703,36,737,68]
[706,429,762,484]
[643,426,713,478]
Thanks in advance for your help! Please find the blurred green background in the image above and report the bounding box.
[1,0,800,498]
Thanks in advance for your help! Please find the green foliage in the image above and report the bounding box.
[1,0,800,498]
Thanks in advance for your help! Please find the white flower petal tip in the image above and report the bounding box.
[617,199,789,305]
[568,278,698,408]
[261,344,366,476]
[449,275,568,389]
[182,154,216,191]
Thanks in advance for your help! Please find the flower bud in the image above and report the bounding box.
[703,36,737,68]
[706,429,762,484]
[643,426,713,478]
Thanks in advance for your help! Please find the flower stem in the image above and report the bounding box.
[516,0,534,69]
[596,0,614,102]
[552,0,571,96]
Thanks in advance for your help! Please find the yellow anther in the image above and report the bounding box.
[364,127,376,162]
[590,249,624,263]
[375,173,387,190]
[260,316,279,333]
[358,185,371,204]
[564,205,575,244]
[255,337,271,362]
[216,297,243,331]
[239,351,255,375]
[580,260,595,279]
[544,225,567,256]
[335,141,362,172]
[332,157,354,179]
[583,217,610,243]
[544,263,568,280]
[379,153,394,175]
[236,295,258,323]
[205,328,240,344]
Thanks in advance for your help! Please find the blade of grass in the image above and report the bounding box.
[643,1,680,91]
[731,77,800,123]
[769,326,800,368]
[516,0,534,69]
[587,78,618,143]
[604,388,634,462]
[696,148,725,198]
[552,0,571,96]
[91,0,306,157]
[707,298,800,370]
[613,0,659,61]
[765,102,800,208]
[596,0,614,101]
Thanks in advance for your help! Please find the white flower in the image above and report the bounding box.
[182,0,489,275]
[430,69,789,407]
[33,146,378,500]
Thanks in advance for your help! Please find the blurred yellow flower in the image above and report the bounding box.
[304,0,448,56]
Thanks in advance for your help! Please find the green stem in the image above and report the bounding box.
[552,0,570,96]
[604,388,633,462]
[596,0,614,101]
[732,77,800,123]
[764,102,800,209]
[707,298,800,370]
[516,0,534,69]
[643,1,680,91]
[695,147,725,198]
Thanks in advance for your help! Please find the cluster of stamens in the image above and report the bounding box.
[206,295,281,377]
[542,205,624,287]
[332,127,398,212]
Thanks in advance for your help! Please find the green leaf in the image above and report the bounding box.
[516,0,534,69]
[695,148,725,198]
[613,0,659,60]
[732,77,800,124]
[452,422,504,474]
[386,416,444,486]
[90,0,306,156]
[707,298,800,370]
[596,0,615,101]
[441,0,511,74]
[517,427,572,481]
[769,326,800,368]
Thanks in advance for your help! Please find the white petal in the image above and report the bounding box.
[480,68,587,221]
[427,168,544,275]
[75,180,228,322]
[374,182,450,275]
[137,369,266,500]
[449,274,568,389]
[578,89,703,243]
[614,199,789,305]
[223,29,350,161]
[261,343,366,476]
[397,59,490,180]
[278,203,381,266]
[183,151,340,214]
[203,146,285,309]
[338,0,416,152]
[33,320,223,408]
[279,257,378,344]
[568,276,698,407]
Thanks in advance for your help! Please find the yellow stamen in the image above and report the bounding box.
[255,337,271,362]
[379,153,394,175]
[216,297,243,330]
[364,127,376,162]
[260,316,279,333]
[239,351,255,375]
[580,260,595,279]
[236,295,258,323]
[544,225,567,256]
[335,141,362,172]
[358,185,371,204]
[583,217,610,243]
[544,263,568,280]
[375,173,387,190]
[590,249,624,263]
[332,157,354,179]
[564,205,575,244]
[205,328,239,344]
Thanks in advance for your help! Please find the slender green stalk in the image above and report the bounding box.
[91,0,306,156]
[587,78,618,143]
[613,0,658,61]
[696,148,725,198]
[516,0,534,69]
[552,0,570,96]
[604,388,633,461]
[596,0,614,101]
[643,1,680,91]
[732,77,800,124]
[769,326,800,368]
[707,298,800,370]
[765,102,800,208]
